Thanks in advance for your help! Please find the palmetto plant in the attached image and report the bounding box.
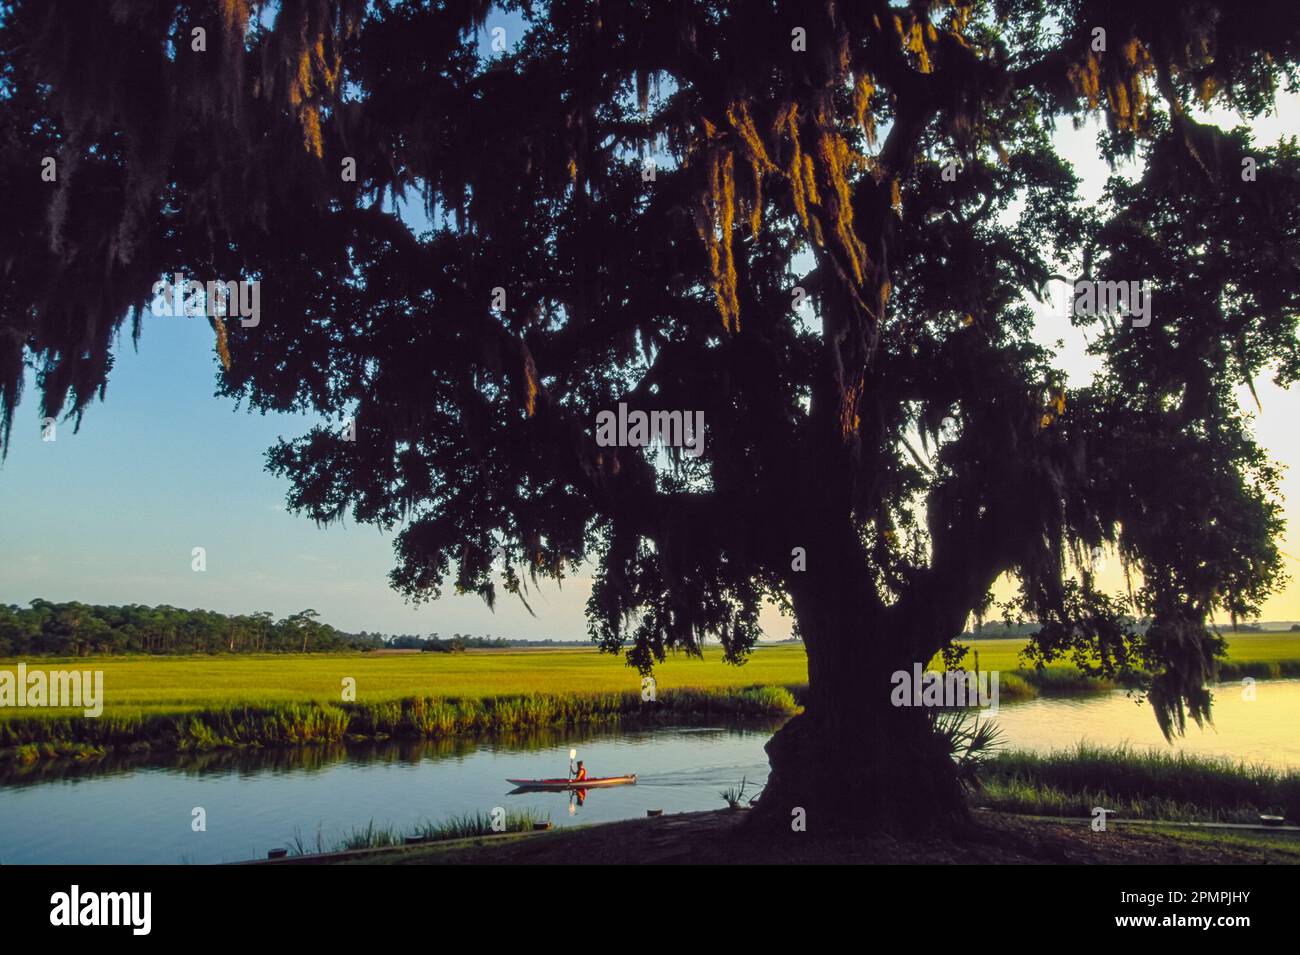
[719,776,756,809]
[930,709,1006,791]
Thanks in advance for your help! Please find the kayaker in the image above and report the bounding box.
[572,760,588,782]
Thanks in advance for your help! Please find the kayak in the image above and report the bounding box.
[506,775,637,790]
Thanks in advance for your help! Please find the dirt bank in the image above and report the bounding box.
[266,810,1300,865]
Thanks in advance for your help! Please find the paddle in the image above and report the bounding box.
[568,747,578,780]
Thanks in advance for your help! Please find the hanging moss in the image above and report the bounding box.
[523,352,539,418]
[213,318,232,371]
[1067,37,1156,134]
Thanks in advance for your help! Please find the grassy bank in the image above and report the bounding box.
[977,744,1300,823]
[307,809,1300,866]
[0,686,799,763]
[3,633,1298,761]
[246,743,1300,863]
[0,646,809,717]
[284,809,551,857]
[943,631,1300,672]
[3,633,1297,719]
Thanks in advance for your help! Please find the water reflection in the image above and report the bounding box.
[990,678,1300,767]
[0,720,785,788]
[0,722,782,864]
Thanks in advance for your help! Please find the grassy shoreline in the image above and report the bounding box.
[3,635,1299,762]
[3,634,1298,714]
[978,744,1300,823]
[0,686,799,764]
[283,809,553,857]
[273,809,1300,866]
[252,742,1299,861]
[7,662,1299,763]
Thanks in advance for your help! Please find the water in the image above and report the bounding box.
[0,725,777,865]
[2,680,1297,864]
[990,678,1300,767]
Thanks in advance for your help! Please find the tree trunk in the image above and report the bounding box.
[752,528,968,834]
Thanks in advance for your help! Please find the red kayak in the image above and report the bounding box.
[506,774,637,790]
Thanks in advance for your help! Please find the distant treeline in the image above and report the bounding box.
[0,600,582,657]
[961,619,1289,639]
[4,602,1287,657]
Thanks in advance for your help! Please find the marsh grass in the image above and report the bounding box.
[1217,659,1300,681]
[0,686,800,762]
[4,634,1297,763]
[1017,666,1121,694]
[286,809,550,856]
[417,809,547,841]
[977,779,1243,822]
[978,744,1300,823]
[0,646,811,716]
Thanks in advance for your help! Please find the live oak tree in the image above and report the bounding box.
[3,0,1300,830]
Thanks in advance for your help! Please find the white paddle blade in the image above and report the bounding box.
[569,748,577,760]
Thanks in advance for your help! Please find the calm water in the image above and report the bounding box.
[0,725,778,865]
[2,680,1297,864]
[991,678,1300,767]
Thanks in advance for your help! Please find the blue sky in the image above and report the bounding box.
[0,10,583,639]
[2,18,1298,636]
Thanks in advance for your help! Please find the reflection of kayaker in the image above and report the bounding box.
[565,758,587,809]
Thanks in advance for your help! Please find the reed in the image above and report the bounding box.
[978,744,1300,822]
[0,686,800,763]
[285,810,550,856]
